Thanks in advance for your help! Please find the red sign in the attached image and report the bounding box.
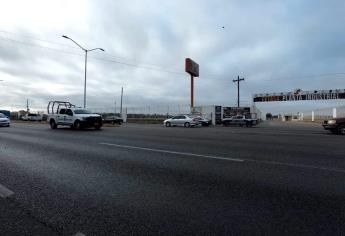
[185,58,199,77]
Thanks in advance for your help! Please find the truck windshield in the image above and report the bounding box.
[74,109,92,114]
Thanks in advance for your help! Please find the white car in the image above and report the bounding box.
[22,113,42,121]
[163,115,200,127]
[0,113,10,127]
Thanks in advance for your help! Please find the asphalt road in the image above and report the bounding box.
[0,121,344,235]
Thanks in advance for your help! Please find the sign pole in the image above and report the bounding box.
[185,58,199,109]
[191,75,194,107]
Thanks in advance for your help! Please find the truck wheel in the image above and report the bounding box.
[74,120,82,130]
[50,120,57,129]
[338,125,345,135]
[246,122,252,127]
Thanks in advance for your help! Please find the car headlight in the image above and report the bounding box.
[327,120,336,124]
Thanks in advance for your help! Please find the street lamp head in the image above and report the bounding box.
[100,48,105,52]
[62,35,69,39]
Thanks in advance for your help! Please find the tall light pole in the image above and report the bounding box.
[62,35,104,108]
[120,86,123,118]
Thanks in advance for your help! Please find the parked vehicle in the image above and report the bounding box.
[163,115,200,127]
[222,115,257,127]
[103,116,123,125]
[322,117,345,135]
[22,113,42,121]
[0,113,10,127]
[47,101,102,130]
[191,116,212,126]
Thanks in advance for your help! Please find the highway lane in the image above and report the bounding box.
[0,122,344,235]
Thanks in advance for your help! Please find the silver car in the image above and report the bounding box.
[163,115,199,127]
[0,113,10,127]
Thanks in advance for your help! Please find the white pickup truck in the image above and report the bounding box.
[222,115,258,127]
[47,101,102,130]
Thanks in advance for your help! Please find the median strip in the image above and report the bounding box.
[0,184,14,198]
[99,142,244,162]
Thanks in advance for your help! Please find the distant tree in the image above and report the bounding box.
[266,113,273,120]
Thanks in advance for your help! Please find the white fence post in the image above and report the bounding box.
[333,108,337,118]
[312,111,314,122]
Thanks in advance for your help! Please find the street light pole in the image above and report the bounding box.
[84,50,88,109]
[62,35,104,108]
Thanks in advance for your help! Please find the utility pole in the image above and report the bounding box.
[26,99,29,112]
[120,86,123,118]
[233,76,244,108]
[114,97,116,115]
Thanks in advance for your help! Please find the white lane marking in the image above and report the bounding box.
[250,160,345,174]
[100,142,345,174]
[99,143,244,162]
[0,184,14,198]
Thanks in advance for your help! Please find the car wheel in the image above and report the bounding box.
[74,120,82,130]
[95,124,102,130]
[118,121,122,125]
[184,122,191,128]
[50,120,57,129]
[338,125,345,135]
[165,122,171,127]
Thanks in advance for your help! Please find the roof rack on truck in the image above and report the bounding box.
[47,101,76,114]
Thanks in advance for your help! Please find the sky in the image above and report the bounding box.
[0,0,345,114]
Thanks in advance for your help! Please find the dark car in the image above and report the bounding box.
[322,117,345,135]
[103,116,123,125]
[191,116,212,126]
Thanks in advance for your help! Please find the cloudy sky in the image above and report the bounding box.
[0,0,344,114]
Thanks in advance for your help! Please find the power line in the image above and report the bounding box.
[1,31,345,82]
[0,35,186,76]
[0,29,78,49]
[0,30,183,73]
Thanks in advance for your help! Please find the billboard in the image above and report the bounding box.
[185,58,199,77]
[223,107,250,118]
[253,89,345,102]
[215,106,222,124]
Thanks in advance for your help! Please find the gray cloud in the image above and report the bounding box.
[0,0,345,114]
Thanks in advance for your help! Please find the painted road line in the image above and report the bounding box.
[0,183,14,198]
[99,143,244,162]
[250,160,345,174]
[100,142,345,174]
